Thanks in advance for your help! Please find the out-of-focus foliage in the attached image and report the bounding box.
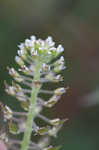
[0,0,99,150]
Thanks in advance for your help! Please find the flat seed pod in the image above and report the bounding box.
[37,126,50,135]
[9,121,19,134]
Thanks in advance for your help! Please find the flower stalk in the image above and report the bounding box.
[21,62,42,150]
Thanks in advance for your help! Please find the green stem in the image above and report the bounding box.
[21,62,41,150]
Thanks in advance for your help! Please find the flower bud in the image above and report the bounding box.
[15,56,24,66]
[7,67,23,82]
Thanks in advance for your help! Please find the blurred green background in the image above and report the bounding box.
[0,0,99,149]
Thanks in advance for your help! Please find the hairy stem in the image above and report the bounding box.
[21,61,41,150]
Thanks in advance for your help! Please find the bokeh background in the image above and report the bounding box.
[0,0,99,149]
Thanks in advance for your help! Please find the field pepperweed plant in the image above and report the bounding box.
[0,36,67,150]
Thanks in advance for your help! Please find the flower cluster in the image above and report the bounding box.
[5,36,67,150]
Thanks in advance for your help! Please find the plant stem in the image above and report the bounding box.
[21,62,41,150]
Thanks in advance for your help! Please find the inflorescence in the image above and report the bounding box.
[1,36,67,150]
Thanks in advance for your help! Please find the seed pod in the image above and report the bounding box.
[54,88,66,96]
[9,121,19,134]
[44,95,60,108]
[37,126,50,135]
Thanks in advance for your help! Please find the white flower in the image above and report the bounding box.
[57,44,64,52]
[49,47,56,51]
[25,39,31,48]
[46,36,55,47]
[18,43,24,50]
[8,68,16,76]
[60,56,64,62]
[15,56,24,66]
[30,35,36,41]
[31,49,38,56]
[18,49,25,57]
[15,56,21,63]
